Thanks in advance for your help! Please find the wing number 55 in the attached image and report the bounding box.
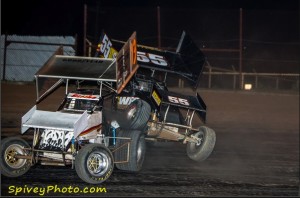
[168,96,190,106]
[100,34,112,58]
[137,51,168,66]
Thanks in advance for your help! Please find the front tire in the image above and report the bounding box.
[0,137,32,177]
[75,144,114,184]
[186,126,216,162]
[115,129,146,172]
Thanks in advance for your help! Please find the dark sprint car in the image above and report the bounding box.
[98,31,216,162]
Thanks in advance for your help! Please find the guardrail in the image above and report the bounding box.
[175,67,299,91]
[203,71,299,90]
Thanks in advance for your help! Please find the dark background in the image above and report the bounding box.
[1,0,299,73]
[2,0,299,40]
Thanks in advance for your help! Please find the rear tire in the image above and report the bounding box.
[0,137,32,177]
[118,99,151,130]
[75,144,114,184]
[186,126,216,162]
[115,129,146,172]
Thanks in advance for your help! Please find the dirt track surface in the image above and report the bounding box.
[1,82,299,196]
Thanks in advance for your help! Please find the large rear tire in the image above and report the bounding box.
[0,137,32,177]
[115,129,146,172]
[118,99,151,130]
[75,144,114,184]
[186,126,216,162]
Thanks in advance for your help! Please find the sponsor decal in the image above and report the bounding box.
[130,38,137,65]
[68,93,99,100]
[117,97,139,105]
[79,124,102,136]
[152,90,161,106]
[38,129,73,151]
[62,58,104,64]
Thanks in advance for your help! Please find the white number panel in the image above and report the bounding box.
[168,96,190,106]
[137,51,168,66]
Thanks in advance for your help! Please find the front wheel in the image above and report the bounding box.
[0,137,32,177]
[186,126,216,162]
[75,144,114,184]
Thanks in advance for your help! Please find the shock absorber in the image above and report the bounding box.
[111,126,116,146]
[110,120,120,146]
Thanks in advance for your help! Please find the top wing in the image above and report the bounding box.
[135,31,206,89]
[36,55,117,81]
[175,31,206,88]
[35,32,138,103]
[101,31,206,89]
